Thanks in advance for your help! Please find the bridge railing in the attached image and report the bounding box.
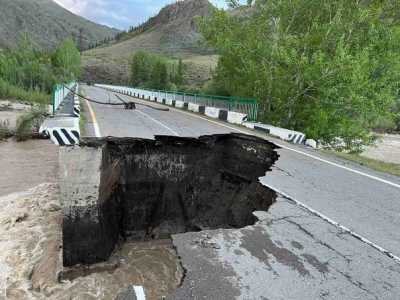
[96,85,258,121]
[52,82,76,114]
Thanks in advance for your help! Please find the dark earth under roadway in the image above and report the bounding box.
[79,85,400,299]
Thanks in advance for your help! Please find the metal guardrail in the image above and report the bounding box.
[52,82,76,114]
[98,85,258,121]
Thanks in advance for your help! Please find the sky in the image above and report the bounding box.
[53,0,228,30]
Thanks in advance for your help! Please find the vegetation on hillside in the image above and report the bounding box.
[199,0,400,150]
[0,0,118,50]
[130,51,184,90]
[0,36,81,104]
[82,0,213,85]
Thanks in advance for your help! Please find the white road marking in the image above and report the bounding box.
[168,103,400,263]
[264,183,400,264]
[133,285,146,300]
[104,88,400,189]
[168,108,400,190]
[135,110,180,136]
[85,99,101,137]
[96,87,400,264]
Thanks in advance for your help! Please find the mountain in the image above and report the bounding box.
[0,0,119,50]
[82,0,216,87]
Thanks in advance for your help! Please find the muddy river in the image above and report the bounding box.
[0,139,59,197]
[0,139,183,299]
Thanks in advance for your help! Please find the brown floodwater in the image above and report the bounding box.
[0,140,183,300]
[0,139,59,196]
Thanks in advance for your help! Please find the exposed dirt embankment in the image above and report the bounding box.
[362,134,400,164]
[63,134,280,267]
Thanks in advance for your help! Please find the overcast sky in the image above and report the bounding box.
[53,0,228,30]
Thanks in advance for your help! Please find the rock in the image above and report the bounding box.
[306,139,318,149]
[192,234,221,249]
[12,212,28,224]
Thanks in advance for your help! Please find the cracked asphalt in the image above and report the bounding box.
[81,85,400,299]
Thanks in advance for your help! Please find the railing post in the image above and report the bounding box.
[52,85,56,115]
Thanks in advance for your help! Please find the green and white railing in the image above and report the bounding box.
[95,85,258,121]
[52,82,77,114]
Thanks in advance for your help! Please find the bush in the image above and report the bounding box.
[0,121,13,140]
[0,78,50,104]
[15,109,47,141]
[372,116,397,133]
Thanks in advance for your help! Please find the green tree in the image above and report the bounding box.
[199,0,400,150]
[52,38,81,83]
[174,59,184,86]
[0,35,81,104]
[130,51,152,86]
[130,51,177,90]
[151,59,168,90]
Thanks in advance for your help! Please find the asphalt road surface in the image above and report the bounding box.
[82,85,400,299]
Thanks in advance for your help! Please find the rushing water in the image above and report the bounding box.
[0,140,183,299]
[0,139,59,196]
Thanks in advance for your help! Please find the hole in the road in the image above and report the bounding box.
[63,134,280,267]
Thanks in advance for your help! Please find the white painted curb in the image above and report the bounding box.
[40,83,81,146]
[188,103,200,113]
[227,111,247,125]
[205,107,220,119]
[96,84,308,145]
[175,100,185,109]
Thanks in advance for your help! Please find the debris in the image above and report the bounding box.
[191,234,221,249]
[13,212,28,223]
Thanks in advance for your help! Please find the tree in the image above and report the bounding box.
[174,59,184,86]
[151,59,168,90]
[130,51,152,86]
[52,38,81,83]
[200,0,400,150]
[130,51,176,90]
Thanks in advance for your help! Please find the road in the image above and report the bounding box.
[82,85,400,299]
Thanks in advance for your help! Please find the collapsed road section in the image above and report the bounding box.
[60,133,279,267]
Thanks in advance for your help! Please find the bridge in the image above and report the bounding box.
[46,83,400,299]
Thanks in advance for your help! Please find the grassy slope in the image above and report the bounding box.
[0,0,119,50]
[324,150,400,177]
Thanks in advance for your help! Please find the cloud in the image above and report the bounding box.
[53,0,90,15]
[53,0,228,30]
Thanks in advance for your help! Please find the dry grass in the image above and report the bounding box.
[324,150,400,177]
[81,0,214,86]
[15,109,46,141]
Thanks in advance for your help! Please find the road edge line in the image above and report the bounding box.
[264,182,400,264]
[167,108,400,190]
[136,110,180,136]
[85,98,101,138]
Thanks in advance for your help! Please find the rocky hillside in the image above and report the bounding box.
[82,0,215,86]
[0,0,119,50]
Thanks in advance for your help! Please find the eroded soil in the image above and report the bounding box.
[362,134,400,164]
